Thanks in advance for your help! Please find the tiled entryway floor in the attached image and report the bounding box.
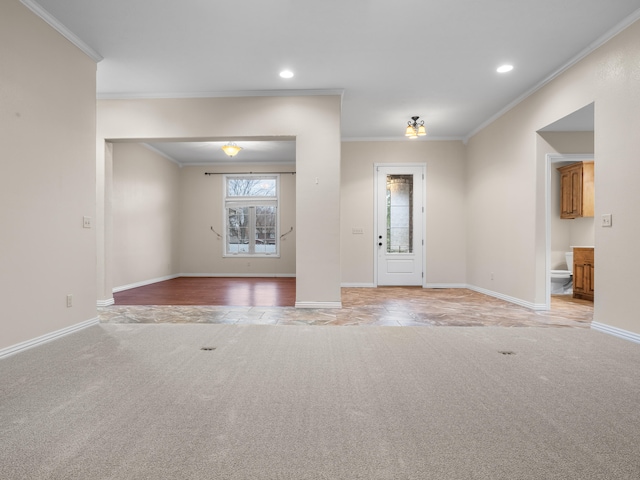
[99,287,592,328]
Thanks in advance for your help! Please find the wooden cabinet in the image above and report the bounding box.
[573,247,594,301]
[557,161,594,219]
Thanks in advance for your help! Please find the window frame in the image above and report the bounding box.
[222,174,280,258]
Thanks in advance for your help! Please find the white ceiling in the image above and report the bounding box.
[142,139,296,166]
[25,0,640,162]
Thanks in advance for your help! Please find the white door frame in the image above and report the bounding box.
[544,153,595,309]
[374,163,427,287]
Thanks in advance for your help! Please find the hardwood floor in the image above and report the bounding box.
[104,278,593,327]
[114,277,296,307]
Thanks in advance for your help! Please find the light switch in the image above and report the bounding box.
[83,216,92,228]
[601,214,612,227]
[352,228,364,234]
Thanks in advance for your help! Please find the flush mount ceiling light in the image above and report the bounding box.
[497,64,514,73]
[279,70,294,79]
[405,116,427,139]
[221,142,242,157]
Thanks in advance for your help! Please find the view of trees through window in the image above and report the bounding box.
[225,176,278,255]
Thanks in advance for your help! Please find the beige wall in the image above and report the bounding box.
[97,96,341,306]
[468,19,640,332]
[179,164,296,276]
[341,141,467,286]
[0,0,97,350]
[112,143,181,288]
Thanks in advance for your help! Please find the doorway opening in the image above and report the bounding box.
[538,103,595,312]
[110,137,297,307]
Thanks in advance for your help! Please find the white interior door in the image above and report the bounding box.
[376,165,424,286]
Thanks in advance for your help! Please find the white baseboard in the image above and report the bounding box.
[0,317,99,360]
[341,283,376,288]
[113,274,181,293]
[295,301,342,309]
[466,285,547,311]
[181,273,296,278]
[424,283,468,289]
[591,322,640,344]
[97,298,115,307]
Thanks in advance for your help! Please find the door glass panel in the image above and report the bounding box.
[386,175,413,253]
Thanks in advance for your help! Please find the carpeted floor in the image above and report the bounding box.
[1,324,639,479]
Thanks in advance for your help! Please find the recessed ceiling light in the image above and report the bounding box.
[279,70,294,79]
[497,64,514,73]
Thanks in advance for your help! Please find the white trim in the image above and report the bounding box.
[19,0,103,63]
[181,273,296,278]
[544,153,595,311]
[295,301,342,309]
[0,317,99,360]
[342,136,464,143]
[97,89,345,101]
[341,283,376,288]
[112,274,181,293]
[467,285,548,311]
[424,283,468,289]
[97,298,115,307]
[463,8,640,143]
[591,322,640,344]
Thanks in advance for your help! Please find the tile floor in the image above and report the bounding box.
[99,287,593,328]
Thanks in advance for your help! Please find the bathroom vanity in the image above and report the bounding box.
[573,247,594,301]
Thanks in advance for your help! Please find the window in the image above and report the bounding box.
[386,174,413,253]
[224,175,279,256]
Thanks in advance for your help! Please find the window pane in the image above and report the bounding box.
[227,207,250,254]
[255,206,276,254]
[227,178,276,197]
[386,175,413,253]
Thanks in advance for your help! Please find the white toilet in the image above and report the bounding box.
[550,252,573,294]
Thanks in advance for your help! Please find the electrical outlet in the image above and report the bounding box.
[490,272,494,280]
[601,214,612,227]
[66,294,73,307]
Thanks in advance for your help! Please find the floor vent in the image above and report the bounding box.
[498,350,516,355]
[201,347,217,351]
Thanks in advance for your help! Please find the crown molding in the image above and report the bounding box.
[97,88,345,100]
[463,7,640,144]
[342,136,464,142]
[141,143,182,167]
[20,0,103,63]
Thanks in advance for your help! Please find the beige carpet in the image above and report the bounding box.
[1,324,639,479]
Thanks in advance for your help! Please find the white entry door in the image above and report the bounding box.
[376,165,425,286]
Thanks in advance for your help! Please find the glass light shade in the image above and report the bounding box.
[405,125,416,137]
[221,144,242,157]
[417,125,427,136]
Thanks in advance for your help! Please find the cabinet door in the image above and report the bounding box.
[586,264,595,297]
[573,248,594,301]
[574,263,586,294]
[559,163,583,218]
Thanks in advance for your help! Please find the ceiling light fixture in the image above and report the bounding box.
[497,64,514,73]
[279,70,294,79]
[405,116,427,139]
[221,142,242,157]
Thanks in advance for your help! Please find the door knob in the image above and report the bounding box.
[378,242,383,246]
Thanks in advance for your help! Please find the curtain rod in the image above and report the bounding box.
[205,172,296,176]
